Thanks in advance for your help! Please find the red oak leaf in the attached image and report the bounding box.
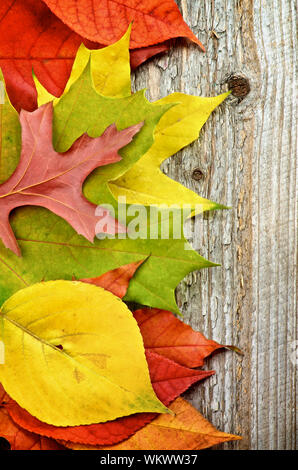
[134,308,228,368]
[42,0,204,50]
[0,102,142,256]
[1,353,213,446]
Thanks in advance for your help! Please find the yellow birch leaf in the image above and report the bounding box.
[64,397,241,450]
[0,281,168,427]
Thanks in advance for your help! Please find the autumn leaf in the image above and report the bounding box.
[130,42,171,70]
[110,92,230,210]
[2,352,213,446]
[0,409,64,450]
[134,308,226,368]
[0,0,84,111]
[65,28,132,99]
[146,351,213,410]
[42,0,204,50]
[64,398,241,450]
[0,262,219,446]
[0,265,237,447]
[34,28,170,106]
[52,62,171,190]
[0,60,215,314]
[0,102,143,256]
[0,203,214,313]
[36,25,133,104]
[80,259,145,299]
[34,55,173,206]
[0,390,64,450]
[0,281,168,426]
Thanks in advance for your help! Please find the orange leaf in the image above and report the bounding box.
[64,398,241,450]
[42,0,205,50]
[80,259,145,298]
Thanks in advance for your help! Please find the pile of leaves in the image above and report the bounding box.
[0,263,240,450]
[0,1,240,451]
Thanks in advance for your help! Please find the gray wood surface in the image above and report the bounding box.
[132,0,297,450]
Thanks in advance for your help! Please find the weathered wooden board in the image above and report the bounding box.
[132,0,297,450]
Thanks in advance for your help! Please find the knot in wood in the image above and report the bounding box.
[192,168,204,181]
[227,75,250,98]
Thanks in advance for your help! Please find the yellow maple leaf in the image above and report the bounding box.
[34,27,229,213]
[110,92,229,211]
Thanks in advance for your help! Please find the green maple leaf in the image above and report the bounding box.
[0,205,214,315]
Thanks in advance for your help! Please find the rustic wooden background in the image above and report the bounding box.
[132,0,297,450]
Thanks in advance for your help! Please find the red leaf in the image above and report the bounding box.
[0,102,142,256]
[0,0,87,111]
[80,260,145,298]
[134,308,226,368]
[0,405,64,450]
[2,352,213,446]
[0,0,200,111]
[130,42,171,70]
[147,351,213,401]
[42,0,205,50]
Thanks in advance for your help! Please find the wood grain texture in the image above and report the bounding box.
[132,0,297,450]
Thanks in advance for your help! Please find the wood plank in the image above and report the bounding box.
[132,0,297,450]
